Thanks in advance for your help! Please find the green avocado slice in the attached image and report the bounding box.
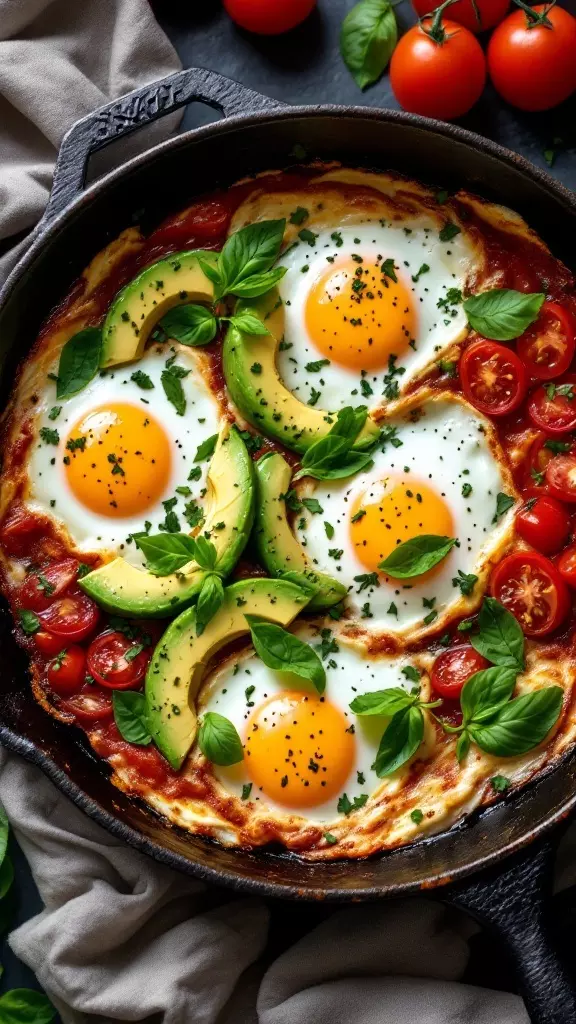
[253,452,347,612]
[79,423,254,617]
[222,288,379,455]
[146,577,310,770]
[100,249,218,368]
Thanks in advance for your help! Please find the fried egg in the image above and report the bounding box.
[27,345,221,567]
[200,625,434,821]
[295,394,517,638]
[276,221,471,412]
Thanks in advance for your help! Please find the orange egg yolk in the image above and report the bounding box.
[244,691,355,809]
[305,256,417,371]
[350,474,454,576]
[64,403,171,517]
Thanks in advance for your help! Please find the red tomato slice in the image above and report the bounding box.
[515,495,571,553]
[38,591,99,641]
[47,645,87,696]
[491,551,570,636]
[528,378,576,435]
[87,631,151,690]
[19,558,80,612]
[558,544,576,589]
[35,631,67,657]
[545,454,576,504]
[517,302,576,381]
[431,646,489,699]
[60,684,113,723]
[460,340,527,416]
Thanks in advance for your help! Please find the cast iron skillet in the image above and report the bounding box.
[0,67,575,1024]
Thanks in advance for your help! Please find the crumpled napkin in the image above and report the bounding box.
[0,1,565,1021]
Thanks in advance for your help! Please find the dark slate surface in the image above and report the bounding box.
[4,1,576,1015]
[155,0,576,190]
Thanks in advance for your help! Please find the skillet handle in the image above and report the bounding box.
[446,832,576,1024]
[44,68,284,227]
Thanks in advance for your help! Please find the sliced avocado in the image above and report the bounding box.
[253,452,347,612]
[100,249,218,368]
[146,577,310,769]
[222,288,379,455]
[80,423,254,617]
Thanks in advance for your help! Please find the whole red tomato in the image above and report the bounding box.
[412,0,509,33]
[390,16,486,120]
[223,0,316,34]
[488,4,576,111]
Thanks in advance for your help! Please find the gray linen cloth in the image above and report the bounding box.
[0,1,564,1020]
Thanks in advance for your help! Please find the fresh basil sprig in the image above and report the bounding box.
[160,304,218,346]
[379,535,456,579]
[200,220,287,300]
[198,712,243,766]
[340,0,398,90]
[196,573,225,636]
[225,311,269,336]
[56,327,102,399]
[161,365,187,416]
[441,597,562,760]
[246,617,326,694]
[134,533,219,577]
[113,691,152,746]
[463,289,545,341]
[293,406,374,482]
[350,681,440,777]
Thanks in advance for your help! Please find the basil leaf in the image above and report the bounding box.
[56,327,102,399]
[194,433,218,462]
[460,666,517,725]
[456,732,471,762]
[329,405,369,444]
[469,686,563,757]
[229,266,287,299]
[134,532,197,575]
[198,257,222,290]
[113,691,152,746]
[159,304,218,346]
[161,368,186,416]
[379,535,456,579]
[18,609,40,634]
[196,573,224,636]
[294,435,349,478]
[246,617,326,694]
[301,450,374,482]
[372,705,424,777]
[463,289,545,342]
[228,312,269,336]
[130,370,154,390]
[0,990,56,1024]
[189,536,218,571]
[471,597,524,671]
[0,854,14,900]
[219,220,286,295]
[349,687,415,716]
[199,712,243,766]
[340,0,398,90]
[493,492,515,521]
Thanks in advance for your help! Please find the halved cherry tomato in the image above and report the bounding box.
[431,646,489,699]
[528,378,576,435]
[522,432,556,494]
[87,631,151,690]
[151,200,231,249]
[515,495,571,553]
[19,558,79,612]
[545,454,576,504]
[47,646,87,696]
[35,631,67,657]
[558,544,576,589]
[491,551,570,636]
[517,302,576,381]
[38,591,99,641]
[60,684,113,723]
[460,340,527,416]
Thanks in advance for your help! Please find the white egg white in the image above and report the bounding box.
[27,345,221,567]
[201,625,427,822]
[276,221,472,413]
[296,395,516,636]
